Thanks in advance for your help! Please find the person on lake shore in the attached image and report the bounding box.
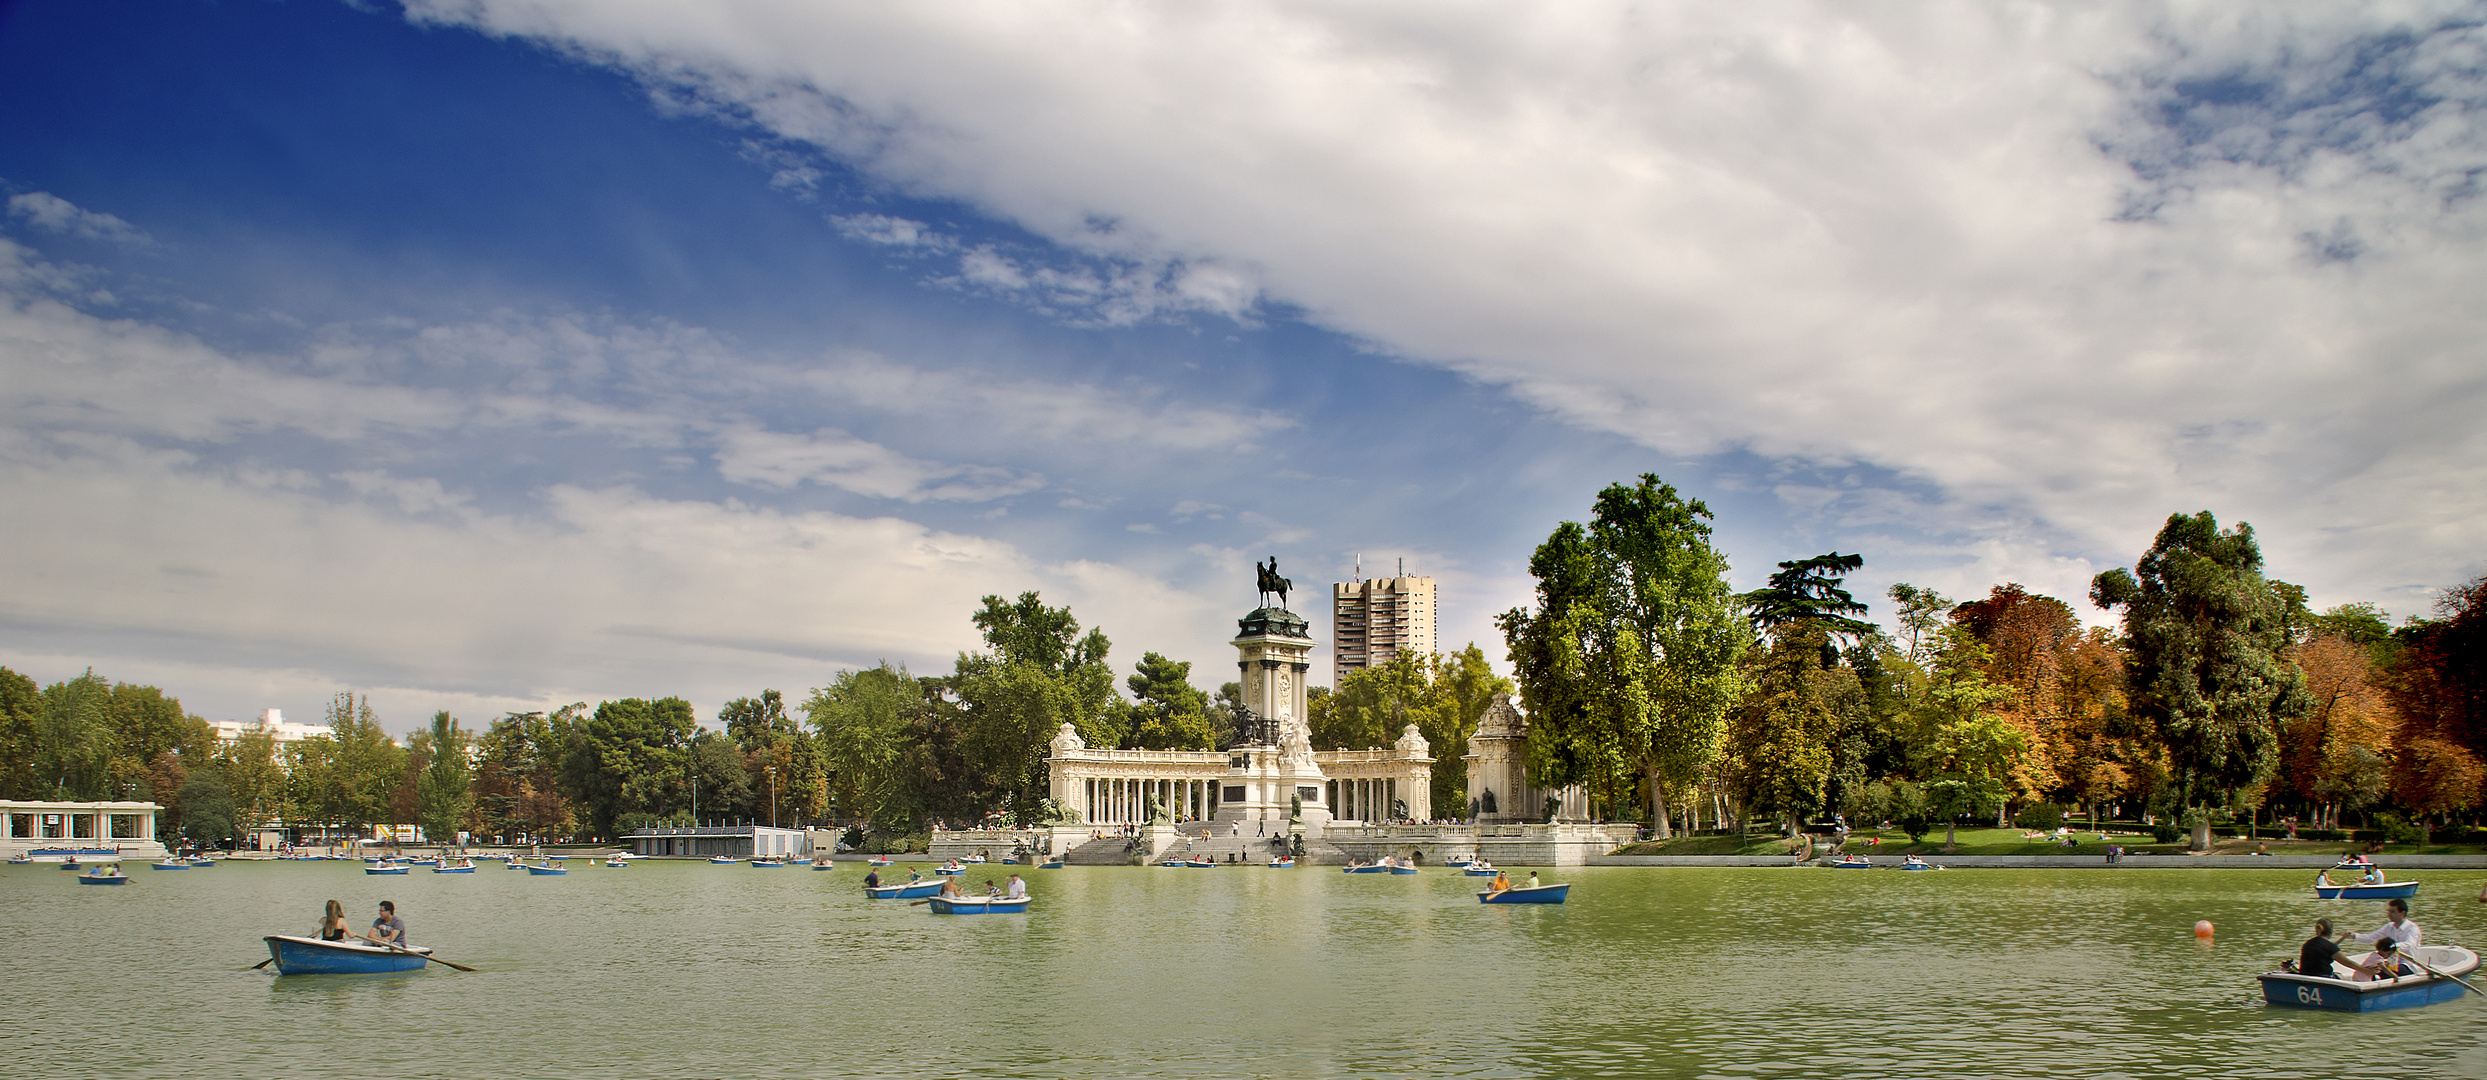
[317,899,350,941]
[365,900,405,947]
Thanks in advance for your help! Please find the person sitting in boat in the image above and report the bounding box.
[1488,871,1511,893]
[905,869,923,884]
[2347,898,2423,954]
[1903,855,1928,869]
[937,877,962,898]
[2361,937,2416,981]
[864,868,882,890]
[983,879,1000,897]
[2295,917,2376,980]
[2317,870,2335,888]
[317,899,352,941]
[1005,874,1026,900]
[1524,872,1541,890]
[2363,866,2386,886]
[365,900,406,947]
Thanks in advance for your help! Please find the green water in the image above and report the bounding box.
[7,859,2487,1079]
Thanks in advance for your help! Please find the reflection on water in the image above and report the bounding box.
[4,861,2485,1078]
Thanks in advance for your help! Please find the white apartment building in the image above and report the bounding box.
[209,708,333,747]
[1331,573,1436,684]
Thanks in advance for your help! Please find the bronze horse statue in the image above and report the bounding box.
[1256,557,1293,611]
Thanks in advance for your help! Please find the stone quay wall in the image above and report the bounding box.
[1326,822,1639,866]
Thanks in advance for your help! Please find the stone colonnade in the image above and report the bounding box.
[1077,773,1234,825]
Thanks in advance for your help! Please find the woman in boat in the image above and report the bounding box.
[316,899,351,941]
[937,877,963,898]
[1488,871,1511,893]
[2298,917,2354,980]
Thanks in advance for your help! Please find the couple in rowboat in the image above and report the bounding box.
[1485,871,1540,893]
[316,899,408,947]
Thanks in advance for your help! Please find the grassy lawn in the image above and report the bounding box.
[1609,826,2487,858]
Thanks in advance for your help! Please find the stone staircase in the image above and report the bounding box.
[1063,835,1148,866]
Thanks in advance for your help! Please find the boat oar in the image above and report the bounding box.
[2400,951,2482,995]
[246,957,274,971]
[387,942,478,972]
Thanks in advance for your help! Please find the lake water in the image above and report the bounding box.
[7,859,2487,1079]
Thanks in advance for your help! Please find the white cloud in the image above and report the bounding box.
[399,1,2487,614]
[712,425,1043,502]
[6,192,149,244]
[798,353,1291,452]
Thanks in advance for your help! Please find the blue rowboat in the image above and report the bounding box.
[150,860,191,870]
[1444,858,1475,868]
[263,935,430,976]
[2318,881,2420,900]
[1037,860,1064,870]
[1267,858,1295,868]
[2261,945,2477,1011]
[1000,857,1018,865]
[605,859,628,868]
[867,856,893,866]
[433,864,475,874]
[1478,883,1569,904]
[362,856,382,863]
[751,860,785,868]
[1184,859,1218,868]
[1464,867,1500,877]
[1389,865,1418,875]
[809,860,833,870]
[504,860,526,870]
[188,858,215,867]
[866,880,945,899]
[1900,860,1937,871]
[1158,860,1186,868]
[708,856,739,864]
[77,870,129,885]
[30,846,120,859]
[365,864,410,875]
[525,864,566,875]
[1343,865,1389,874]
[1831,859,1873,869]
[935,866,966,875]
[928,895,1029,915]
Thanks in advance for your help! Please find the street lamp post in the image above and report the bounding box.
[766,765,777,829]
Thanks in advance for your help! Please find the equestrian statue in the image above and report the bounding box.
[1255,557,1293,611]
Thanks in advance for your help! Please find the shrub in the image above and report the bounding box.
[2149,822,2184,844]
[2013,803,2069,831]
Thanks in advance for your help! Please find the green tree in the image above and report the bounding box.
[1743,553,1875,666]
[1911,628,2023,850]
[1120,652,1215,751]
[562,697,696,839]
[0,666,39,798]
[690,730,754,820]
[30,671,114,799]
[174,766,236,847]
[216,728,283,839]
[805,663,975,832]
[1498,475,1747,836]
[1727,623,1862,833]
[953,592,1119,821]
[416,710,473,845]
[2092,512,2312,849]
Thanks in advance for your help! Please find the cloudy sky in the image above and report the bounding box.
[2,2,2481,734]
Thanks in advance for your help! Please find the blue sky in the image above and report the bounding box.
[3,2,2482,733]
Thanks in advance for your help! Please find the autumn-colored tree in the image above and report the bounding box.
[2285,635,2398,831]
[2386,575,2487,761]
[2391,736,2484,843]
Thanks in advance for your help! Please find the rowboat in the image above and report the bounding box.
[433,864,475,874]
[504,860,526,870]
[2318,881,2420,900]
[1037,860,1064,870]
[708,856,739,864]
[961,855,987,864]
[604,859,628,868]
[866,880,946,899]
[28,846,120,860]
[1000,857,1018,865]
[365,864,410,875]
[1389,865,1418,875]
[262,935,430,976]
[150,860,192,870]
[1444,857,1476,868]
[1900,859,1937,871]
[751,860,785,868]
[934,865,966,875]
[408,858,440,867]
[867,856,893,866]
[1463,866,1499,877]
[928,895,1030,914]
[1183,858,1217,868]
[525,864,566,875]
[1158,860,1187,867]
[2261,945,2478,1011]
[810,860,835,870]
[188,858,215,867]
[5,854,30,865]
[1478,883,1569,904]
[77,869,129,885]
[1267,857,1295,868]
[789,858,813,866]
[1343,864,1389,874]
[1831,857,1873,869]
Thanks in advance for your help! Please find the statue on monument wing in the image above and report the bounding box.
[1256,556,1293,611]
